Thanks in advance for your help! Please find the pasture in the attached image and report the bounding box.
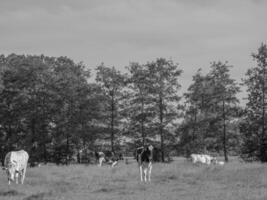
[1,157,267,200]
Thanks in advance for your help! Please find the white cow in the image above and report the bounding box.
[191,154,205,164]
[202,154,217,165]
[2,150,29,185]
[190,154,216,165]
[216,161,225,166]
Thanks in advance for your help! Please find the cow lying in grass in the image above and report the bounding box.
[95,151,120,167]
[2,150,29,185]
[216,161,225,166]
[135,145,154,182]
[190,154,217,165]
[95,151,106,166]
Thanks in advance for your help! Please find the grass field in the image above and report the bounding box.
[1,157,267,200]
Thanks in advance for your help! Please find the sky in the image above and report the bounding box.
[1,0,267,104]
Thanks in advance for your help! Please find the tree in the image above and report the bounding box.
[49,56,93,164]
[180,63,240,161]
[208,61,240,162]
[241,43,267,161]
[179,69,214,156]
[146,58,182,162]
[0,54,54,164]
[96,64,127,152]
[0,54,98,165]
[126,63,154,146]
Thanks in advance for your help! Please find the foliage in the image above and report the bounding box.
[95,63,127,151]
[125,62,154,146]
[0,54,102,164]
[240,43,267,162]
[179,62,240,160]
[2,44,267,164]
[146,58,183,161]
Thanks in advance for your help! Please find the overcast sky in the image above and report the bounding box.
[1,0,267,103]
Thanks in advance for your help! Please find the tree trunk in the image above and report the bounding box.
[201,94,206,153]
[43,143,48,164]
[7,123,12,151]
[66,134,70,165]
[222,98,228,162]
[141,96,145,146]
[31,118,36,166]
[261,66,266,161]
[159,95,164,162]
[77,150,81,164]
[111,93,115,152]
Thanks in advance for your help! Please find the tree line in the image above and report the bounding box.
[0,43,267,164]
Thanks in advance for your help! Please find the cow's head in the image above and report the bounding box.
[4,163,17,181]
[148,145,154,161]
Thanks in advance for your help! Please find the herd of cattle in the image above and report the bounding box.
[1,146,225,185]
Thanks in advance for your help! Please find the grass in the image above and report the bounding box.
[1,157,267,200]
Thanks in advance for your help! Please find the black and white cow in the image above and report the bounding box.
[106,151,120,167]
[94,151,106,166]
[95,151,120,167]
[135,145,154,182]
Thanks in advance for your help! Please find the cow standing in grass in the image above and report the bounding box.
[2,150,29,185]
[136,145,154,182]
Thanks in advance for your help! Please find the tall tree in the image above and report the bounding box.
[50,56,92,164]
[208,61,240,162]
[147,58,182,162]
[180,63,240,161]
[126,62,154,146]
[241,43,267,162]
[96,64,126,152]
[179,69,213,156]
[0,54,96,165]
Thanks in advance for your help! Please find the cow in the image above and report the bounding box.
[2,150,29,185]
[94,151,119,167]
[216,161,225,166]
[95,151,106,166]
[135,145,154,182]
[106,151,120,167]
[190,154,216,165]
[201,154,217,165]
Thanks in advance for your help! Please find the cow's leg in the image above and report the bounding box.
[21,168,26,184]
[99,158,103,167]
[15,172,19,184]
[8,178,11,185]
[148,163,152,182]
[144,167,148,182]
[111,161,118,167]
[139,165,143,182]
[18,171,23,184]
[100,157,106,167]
